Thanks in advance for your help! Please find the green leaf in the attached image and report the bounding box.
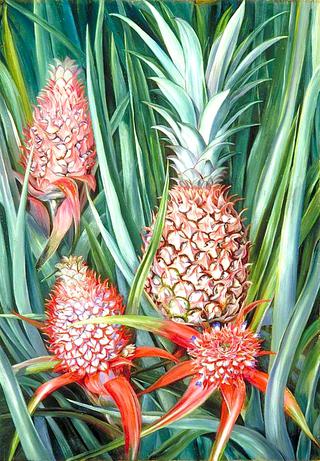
[12,356,59,376]
[198,90,229,144]
[33,408,122,439]
[225,37,286,89]
[6,0,85,63]
[66,413,284,461]
[75,314,167,335]
[265,244,320,458]
[11,145,46,355]
[272,65,320,352]
[83,220,115,283]
[12,150,32,313]
[111,14,183,86]
[86,31,137,271]
[150,429,208,460]
[294,318,320,362]
[296,339,320,460]
[176,18,204,113]
[143,1,185,76]
[0,347,52,461]
[300,186,320,242]
[110,94,130,135]
[126,166,169,314]
[247,115,297,302]
[250,2,310,242]
[33,1,53,88]
[0,61,25,132]
[2,5,32,122]
[227,11,288,79]
[85,190,134,285]
[206,2,245,95]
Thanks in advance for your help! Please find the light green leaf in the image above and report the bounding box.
[225,36,286,89]
[206,2,245,95]
[199,90,230,143]
[86,31,137,272]
[111,14,183,86]
[151,77,196,126]
[143,1,185,76]
[176,18,204,113]
[227,11,288,79]
[126,167,169,314]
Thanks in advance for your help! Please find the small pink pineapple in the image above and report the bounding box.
[20,58,96,265]
[13,257,177,460]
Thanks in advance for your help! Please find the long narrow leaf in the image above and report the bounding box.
[126,167,169,314]
[0,348,52,460]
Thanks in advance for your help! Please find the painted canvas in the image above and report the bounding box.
[0,1,319,460]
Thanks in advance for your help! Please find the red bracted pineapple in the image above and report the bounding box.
[77,303,319,461]
[12,256,177,461]
[19,58,96,265]
[116,1,284,324]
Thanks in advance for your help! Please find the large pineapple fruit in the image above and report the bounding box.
[118,2,282,323]
[145,184,249,324]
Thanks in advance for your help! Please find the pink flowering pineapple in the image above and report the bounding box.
[77,301,319,461]
[19,58,96,265]
[13,257,177,461]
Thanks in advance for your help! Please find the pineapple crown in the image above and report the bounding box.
[114,1,284,184]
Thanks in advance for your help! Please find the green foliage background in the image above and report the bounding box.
[0,0,319,460]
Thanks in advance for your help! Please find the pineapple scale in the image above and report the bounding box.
[145,184,250,324]
[46,257,132,375]
[21,58,95,191]
[188,323,261,387]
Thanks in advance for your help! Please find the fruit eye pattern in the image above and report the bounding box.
[188,323,261,387]
[22,59,96,187]
[1,1,319,461]
[46,257,130,375]
[145,185,250,325]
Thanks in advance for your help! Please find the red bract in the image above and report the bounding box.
[13,257,177,461]
[75,302,319,461]
[19,58,96,266]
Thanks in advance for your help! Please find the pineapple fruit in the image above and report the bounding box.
[118,1,281,324]
[145,184,250,324]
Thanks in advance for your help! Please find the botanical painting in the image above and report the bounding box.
[0,0,319,460]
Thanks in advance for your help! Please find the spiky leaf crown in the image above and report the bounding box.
[116,1,283,184]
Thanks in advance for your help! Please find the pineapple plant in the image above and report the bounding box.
[117,1,283,324]
[78,302,319,461]
[19,58,96,265]
[1,1,319,460]
[12,256,177,461]
[145,184,250,324]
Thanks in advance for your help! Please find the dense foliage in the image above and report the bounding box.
[0,1,319,460]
